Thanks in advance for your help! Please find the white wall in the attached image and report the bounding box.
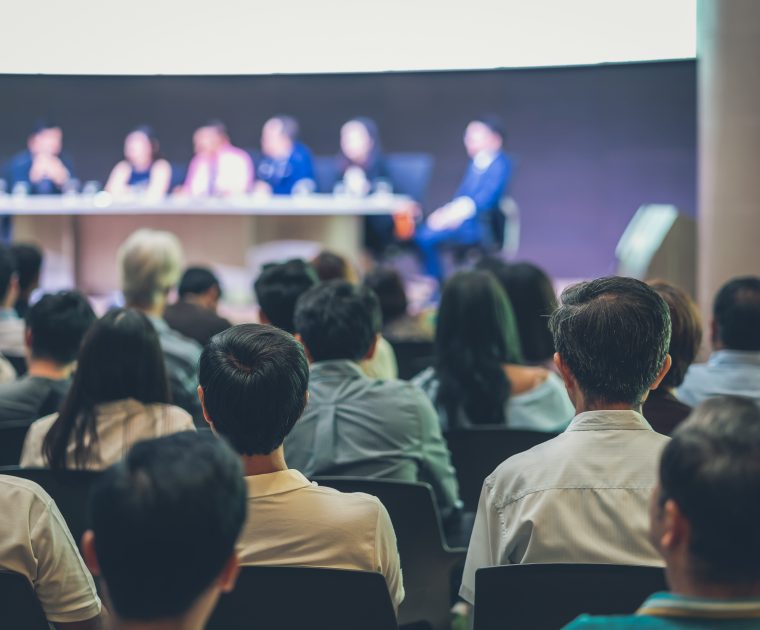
[1,0,695,75]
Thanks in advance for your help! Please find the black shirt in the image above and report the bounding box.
[164,301,232,347]
[0,376,71,423]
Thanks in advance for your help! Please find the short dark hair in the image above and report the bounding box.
[549,276,671,406]
[294,280,378,362]
[89,432,246,621]
[10,243,42,292]
[178,266,221,299]
[30,119,60,136]
[270,115,299,140]
[363,267,408,325]
[253,259,318,333]
[473,114,506,141]
[200,119,228,137]
[199,324,309,455]
[713,276,760,351]
[311,251,353,283]
[25,291,96,364]
[659,396,760,583]
[0,245,17,301]
[649,281,703,388]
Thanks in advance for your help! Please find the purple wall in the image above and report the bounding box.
[0,61,695,279]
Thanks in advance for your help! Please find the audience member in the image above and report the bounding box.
[183,120,253,196]
[643,281,703,435]
[82,432,245,630]
[0,244,26,363]
[286,280,461,517]
[678,276,760,406]
[254,115,315,195]
[311,250,359,284]
[460,276,673,603]
[118,228,203,419]
[364,266,434,343]
[414,270,573,431]
[11,242,43,318]
[564,396,760,629]
[165,266,232,346]
[0,291,95,424]
[477,258,558,368]
[414,116,512,280]
[254,259,319,333]
[198,324,404,609]
[105,125,172,198]
[6,121,74,195]
[0,475,103,628]
[21,308,195,469]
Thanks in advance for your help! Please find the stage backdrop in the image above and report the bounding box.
[0,60,695,280]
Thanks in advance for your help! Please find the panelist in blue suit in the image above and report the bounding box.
[254,115,316,195]
[416,116,512,280]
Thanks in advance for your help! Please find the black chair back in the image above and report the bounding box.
[312,155,341,193]
[390,340,435,381]
[445,427,557,511]
[0,569,50,630]
[0,467,102,546]
[0,419,34,466]
[313,476,463,630]
[474,563,667,630]
[207,565,397,630]
[385,153,434,203]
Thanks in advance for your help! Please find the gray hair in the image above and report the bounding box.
[118,229,183,308]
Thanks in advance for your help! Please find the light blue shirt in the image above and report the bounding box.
[564,591,760,629]
[677,350,760,407]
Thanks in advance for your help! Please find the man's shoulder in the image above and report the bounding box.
[564,614,657,629]
[0,474,53,510]
[298,483,384,522]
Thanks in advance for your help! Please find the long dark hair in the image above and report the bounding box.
[130,124,162,163]
[435,271,524,427]
[43,308,171,469]
[338,117,384,176]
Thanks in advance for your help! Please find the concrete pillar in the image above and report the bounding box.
[697,0,760,325]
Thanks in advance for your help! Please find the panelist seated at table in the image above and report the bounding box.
[415,116,512,280]
[105,125,172,198]
[6,121,74,195]
[182,120,254,197]
[253,115,315,195]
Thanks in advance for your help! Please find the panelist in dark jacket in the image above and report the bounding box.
[416,116,512,280]
[254,115,315,195]
[7,121,75,195]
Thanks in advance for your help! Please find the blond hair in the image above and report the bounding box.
[118,229,183,308]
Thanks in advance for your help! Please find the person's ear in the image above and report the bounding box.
[363,334,380,361]
[659,498,688,553]
[649,354,672,391]
[294,333,314,363]
[218,553,240,594]
[24,328,33,351]
[710,318,719,348]
[197,386,215,431]
[258,309,270,325]
[554,353,574,389]
[81,530,101,576]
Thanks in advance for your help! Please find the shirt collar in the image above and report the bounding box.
[638,592,760,619]
[708,349,760,367]
[244,469,313,498]
[566,409,653,432]
[309,359,367,380]
[473,150,498,170]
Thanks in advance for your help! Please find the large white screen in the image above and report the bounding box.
[1,0,696,75]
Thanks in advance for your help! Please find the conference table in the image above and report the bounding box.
[3,192,411,298]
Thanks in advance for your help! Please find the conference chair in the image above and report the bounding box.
[385,153,435,203]
[473,564,668,630]
[207,566,398,630]
[0,466,102,546]
[0,419,34,466]
[444,427,557,512]
[390,339,435,380]
[313,476,464,630]
[0,569,50,630]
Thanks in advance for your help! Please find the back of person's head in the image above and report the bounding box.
[712,276,760,351]
[294,280,379,362]
[118,228,183,309]
[435,270,523,425]
[656,396,760,584]
[477,258,557,364]
[178,266,221,299]
[310,250,357,283]
[43,308,170,469]
[549,276,671,406]
[199,324,309,455]
[25,291,96,364]
[0,245,17,303]
[11,243,43,295]
[85,432,245,623]
[648,280,703,389]
[364,267,408,325]
[253,259,318,333]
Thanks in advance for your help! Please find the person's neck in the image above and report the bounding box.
[668,569,760,600]
[131,301,165,319]
[576,401,641,414]
[27,358,72,380]
[182,294,214,312]
[241,446,288,477]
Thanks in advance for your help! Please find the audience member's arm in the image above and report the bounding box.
[373,500,404,613]
[55,616,106,630]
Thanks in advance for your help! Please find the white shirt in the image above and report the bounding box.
[237,469,404,610]
[0,308,25,358]
[460,410,669,603]
[0,475,101,623]
[20,398,195,469]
